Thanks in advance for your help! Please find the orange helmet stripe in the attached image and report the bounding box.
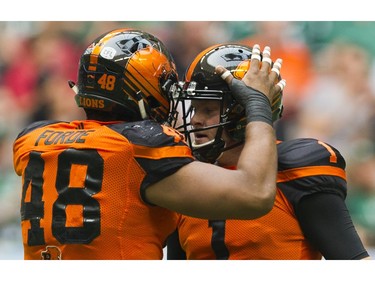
[126,50,170,108]
[233,60,250,79]
[89,28,132,71]
[91,28,129,55]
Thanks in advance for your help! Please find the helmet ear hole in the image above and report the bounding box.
[193,72,205,83]
[222,100,245,141]
[226,117,247,141]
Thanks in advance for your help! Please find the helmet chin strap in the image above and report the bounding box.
[192,138,215,149]
[138,99,147,119]
[221,140,244,152]
[192,138,225,163]
[136,91,148,119]
[191,125,226,163]
[192,135,244,163]
[68,80,79,95]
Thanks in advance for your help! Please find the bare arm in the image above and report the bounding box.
[146,44,285,219]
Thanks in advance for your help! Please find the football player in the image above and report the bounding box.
[167,43,370,260]
[13,29,284,259]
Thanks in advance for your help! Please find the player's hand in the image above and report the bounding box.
[215,44,286,125]
[215,44,285,104]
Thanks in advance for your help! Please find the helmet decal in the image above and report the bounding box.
[100,47,117,59]
[233,60,250,80]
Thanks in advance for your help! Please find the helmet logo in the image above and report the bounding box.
[221,53,248,62]
[117,36,153,57]
[77,96,105,109]
[100,47,116,59]
[233,60,250,80]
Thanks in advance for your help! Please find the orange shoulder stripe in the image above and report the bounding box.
[277,165,346,183]
[133,144,193,160]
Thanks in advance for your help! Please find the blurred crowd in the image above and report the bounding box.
[1,21,375,259]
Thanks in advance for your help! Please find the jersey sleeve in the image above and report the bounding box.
[296,192,370,259]
[276,138,347,208]
[276,138,369,260]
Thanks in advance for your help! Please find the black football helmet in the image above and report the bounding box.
[176,43,284,163]
[72,28,179,123]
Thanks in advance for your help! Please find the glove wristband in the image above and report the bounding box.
[245,87,272,125]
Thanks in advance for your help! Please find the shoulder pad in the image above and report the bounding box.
[108,120,186,147]
[277,138,346,171]
[16,120,62,140]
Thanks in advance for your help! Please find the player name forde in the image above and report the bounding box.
[35,129,95,146]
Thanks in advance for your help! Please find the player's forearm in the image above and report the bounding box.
[237,121,277,215]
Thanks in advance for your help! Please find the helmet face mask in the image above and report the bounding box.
[74,28,179,123]
[175,84,231,163]
[175,44,284,163]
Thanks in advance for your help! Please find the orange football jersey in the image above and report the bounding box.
[13,119,194,259]
[172,138,347,259]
